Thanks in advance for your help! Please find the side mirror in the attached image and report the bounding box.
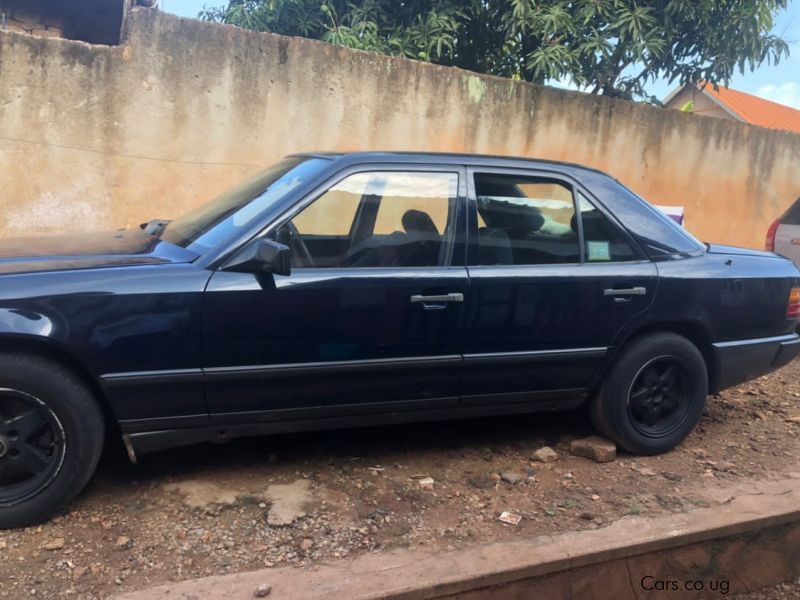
[222,239,292,276]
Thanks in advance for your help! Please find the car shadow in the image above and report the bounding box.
[92,408,596,487]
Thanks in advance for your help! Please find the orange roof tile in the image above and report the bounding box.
[699,82,800,134]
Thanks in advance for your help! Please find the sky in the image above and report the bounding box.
[162,0,800,108]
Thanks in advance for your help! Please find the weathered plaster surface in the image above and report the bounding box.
[2,9,800,247]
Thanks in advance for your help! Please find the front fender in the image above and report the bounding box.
[0,307,61,340]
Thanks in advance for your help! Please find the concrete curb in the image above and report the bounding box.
[118,478,800,600]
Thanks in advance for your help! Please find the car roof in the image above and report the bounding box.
[287,151,614,180]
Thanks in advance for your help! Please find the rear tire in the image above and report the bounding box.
[589,333,707,455]
[0,354,104,528]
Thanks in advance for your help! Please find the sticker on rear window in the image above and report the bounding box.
[587,241,611,262]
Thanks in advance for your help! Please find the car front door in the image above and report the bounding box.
[202,165,468,425]
[461,167,657,408]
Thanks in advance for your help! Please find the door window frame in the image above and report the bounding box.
[259,163,469,270]
[466,166,649,267]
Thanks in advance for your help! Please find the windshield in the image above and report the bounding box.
[161,157,329,253]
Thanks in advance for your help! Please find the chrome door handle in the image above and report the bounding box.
[603,287,647,297]
[410,293,464,304]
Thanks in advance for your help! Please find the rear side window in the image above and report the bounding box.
[580,171,704,258]
[474,174,579,265]
[781,198,800,225]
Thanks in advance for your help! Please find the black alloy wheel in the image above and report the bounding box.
[589,332,708,455]
[0,388,66,506]
[0,353,104,529]
[627,357,691,438]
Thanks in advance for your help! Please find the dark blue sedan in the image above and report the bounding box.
[1,152,799,527]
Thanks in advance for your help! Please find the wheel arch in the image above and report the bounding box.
[0,334,119,431]
[602,321,718,393]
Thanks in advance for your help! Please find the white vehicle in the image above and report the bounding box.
[767,197,800,268]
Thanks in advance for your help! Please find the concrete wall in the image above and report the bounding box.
[2,9,800,248]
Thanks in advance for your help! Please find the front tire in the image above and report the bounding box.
[590,333,708,455]
[0,353,104,528]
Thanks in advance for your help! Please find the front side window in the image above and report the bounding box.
[475,174,579,265]
[275,171,458,269]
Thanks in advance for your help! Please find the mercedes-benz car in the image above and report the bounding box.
[1,152,799,528]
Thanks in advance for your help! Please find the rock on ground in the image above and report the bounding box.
[531,446,559,463]
[569,436,617,463]
[43,538,64,551]
[500,472,523,485]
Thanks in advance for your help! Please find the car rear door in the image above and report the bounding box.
[201,164,469,424]
[461,166,657,408]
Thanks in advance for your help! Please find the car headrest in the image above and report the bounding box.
[519,209,545,232]
[402,209,439,235]
[479,198,544,232]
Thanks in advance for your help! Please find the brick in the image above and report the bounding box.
[784,523,800,546]
[730,545,791,592]
[569,436,617,463]
[666,544,711,574]
[714,539,790,594]
[714,539,746,575]
[459,573,570,600]
[570,561,636,600]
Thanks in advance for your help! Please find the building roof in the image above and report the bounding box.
[664,82,800,134]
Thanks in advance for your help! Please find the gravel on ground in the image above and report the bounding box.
[3,359,800,599]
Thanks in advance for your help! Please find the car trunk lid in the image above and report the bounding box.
[705,243,782,259]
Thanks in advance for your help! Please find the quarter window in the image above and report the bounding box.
[578,171,704,257]
[474,174,580,265]
[275,171,458,269]
[577,194,640,262]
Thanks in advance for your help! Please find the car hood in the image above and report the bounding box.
[0,229,199,276]
[705,244,779,259]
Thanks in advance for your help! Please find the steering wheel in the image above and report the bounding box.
[284,221,314,268]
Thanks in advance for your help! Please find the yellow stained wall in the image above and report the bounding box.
[1,9,800,248]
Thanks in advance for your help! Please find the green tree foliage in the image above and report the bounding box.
[202,0,790,102]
